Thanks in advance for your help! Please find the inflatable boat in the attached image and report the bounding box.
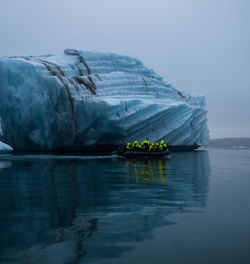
[117,149,170,158]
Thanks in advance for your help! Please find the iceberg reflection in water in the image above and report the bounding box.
[0,151,210,263]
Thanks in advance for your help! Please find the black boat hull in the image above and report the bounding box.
[117,149,170,158]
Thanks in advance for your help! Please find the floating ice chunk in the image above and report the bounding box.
[0,141,13,153]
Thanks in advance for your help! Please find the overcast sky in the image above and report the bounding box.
[0,0,249,138]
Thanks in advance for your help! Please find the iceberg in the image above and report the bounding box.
[0,49,209,151]
[0,141,13,153]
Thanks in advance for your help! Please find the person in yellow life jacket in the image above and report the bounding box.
[126,143,132,151]
[149,143,155,152]
[159,144,164,152]
[140,142,144,151]
[132,141,139,151]
[138,144,142,152]
[160,140,167,152]
[154,142,160,152]
[143,138,150,151]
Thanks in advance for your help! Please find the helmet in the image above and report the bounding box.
[155,143,159,146]
[134,141,138,144]
[128,143,131,145]
[151,143,155,146]
[160,140,164,144]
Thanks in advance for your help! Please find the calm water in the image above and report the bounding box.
[0,149,249,264]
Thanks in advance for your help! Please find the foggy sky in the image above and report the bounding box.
[0,0,249,138]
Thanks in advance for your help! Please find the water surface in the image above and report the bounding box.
[0,149,249,264]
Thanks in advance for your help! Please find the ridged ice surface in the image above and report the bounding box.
[0,49,209,151]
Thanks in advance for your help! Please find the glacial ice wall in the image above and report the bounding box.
[0,49,209,151]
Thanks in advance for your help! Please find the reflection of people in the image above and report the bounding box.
[159,160,167,182]
[126,159,167,183]
[142,161,150,182]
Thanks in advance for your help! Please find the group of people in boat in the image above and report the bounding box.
[125,138,168,152]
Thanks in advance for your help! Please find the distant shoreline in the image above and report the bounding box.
[207,137,250,149]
